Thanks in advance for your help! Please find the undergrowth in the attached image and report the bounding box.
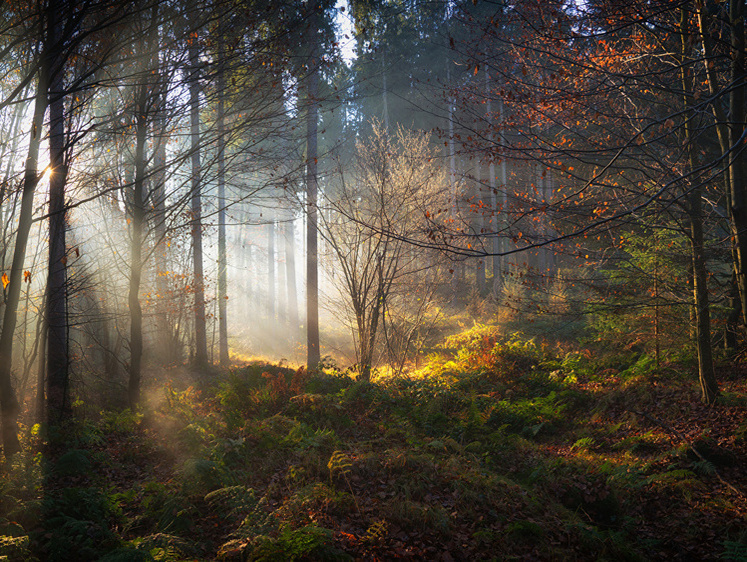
[1,330,745,561]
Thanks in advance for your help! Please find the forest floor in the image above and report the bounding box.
[1,329,747,561]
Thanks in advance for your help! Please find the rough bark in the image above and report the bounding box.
[216,33,229,365]
[681,7,719,403]
[727,0,747,326]
[305,8,320,369]
[267,216,275,322]
[46,4,70,423]
[285,217,299,340]
[128,91,147,408]
[189,37,208,368]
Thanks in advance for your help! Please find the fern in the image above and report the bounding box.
[571,437,595,451]
[690,459,716,476]
[327,451,360,515]
[327,451,353,480]
[722,540,747,561]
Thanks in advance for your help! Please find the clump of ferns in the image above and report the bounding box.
[327,450,362,516]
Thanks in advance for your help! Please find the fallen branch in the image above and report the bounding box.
[628,409,745,499]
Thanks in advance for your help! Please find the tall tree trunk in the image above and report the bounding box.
[152,7,171,364]
[726,0,747,326]
[285,217,299,341]
[485,68,502,296]
[475,163,486,295]
[381,49,390,132]
[267,216,275,322]
[189,38,208,368]
[681,7,719,403]
[35,308,47,425]
[447,65,458,303]
[305,8,320,369]
[128,92,147,408]
[216,34,229,366]
[0,60,48,456]
[697,1,741,342]
[46,11,70,423]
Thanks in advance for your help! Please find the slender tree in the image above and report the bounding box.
[305,4,321,369]
[0,46,48,455]
[189,29,209,368]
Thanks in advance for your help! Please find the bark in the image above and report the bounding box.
[0,59,48,456]
[189,37,208,368]
[381,49,390,132]
[46,5,70,423]
[727,0,747,326]
[681,7,719,403]
[697,1,741,340]
[152,8,171,364]
[267,217,275,322]
[447,65,458,303]
[216,33,229,365]
[485,68,502,295]
[475,163,486,295]
[285,217,299,340]
[35,309,47,425]
[128,91,147,408]
[305,8,320,369]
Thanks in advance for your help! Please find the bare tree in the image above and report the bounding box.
[323,124,448,379]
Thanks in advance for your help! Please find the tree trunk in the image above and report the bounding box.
[681,7,719,403]
[128,92,147,408]
[305,8,320,369]
[35,308,47,425]
[153,11,171,364]
[727,0,747,326]
[285,217,299,342]
[0,60,48,456]
[697,1,742,341]
[475,163,486,295]
[267,216,275,322]
[216,32,229,366]
[485,68,502,296]
[46,12,70,423]
[189,38,208,368]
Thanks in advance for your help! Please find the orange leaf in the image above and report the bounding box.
[1,273,8,289]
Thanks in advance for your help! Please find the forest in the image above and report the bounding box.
[0,0,746,560]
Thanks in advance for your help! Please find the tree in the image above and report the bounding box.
[304,3,321,369]
[0,18,48,454]
[324,123,448,379]
[188,26,209,368]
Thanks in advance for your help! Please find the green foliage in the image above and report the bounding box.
[99,409,144,436]
[179,458,232,495]
[135,482,195,535]
[619,354,657,381]
[4,327,737,562]
[35,482,121,560]
[98,548,154,562]
[571,437,596,451]
[247,525,342,561]
[50,449,92,478]
[722,539,747,561]
[588,226,692,355]
[204,486,258,521]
